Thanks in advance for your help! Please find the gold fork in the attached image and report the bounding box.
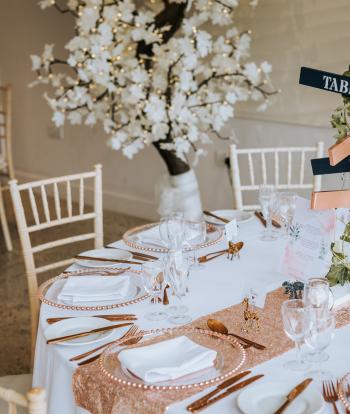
[198,249,228,263]
[78,329,144,366]
[70,324,138,362]
[323,380,340,414]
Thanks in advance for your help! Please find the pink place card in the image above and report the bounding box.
[311,190,350,210]
[328,136,350,166]
[282,197,336,281]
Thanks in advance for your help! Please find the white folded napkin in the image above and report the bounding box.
[118,336,217,383]
[135,225,165,248]
[57,276,130,304]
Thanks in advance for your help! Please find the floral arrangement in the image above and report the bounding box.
[30,0,276,176]
[330,66,350,141]
[326,67,350,286]
[326,222,350,286]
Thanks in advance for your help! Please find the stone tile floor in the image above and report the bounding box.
[0,193,148,375]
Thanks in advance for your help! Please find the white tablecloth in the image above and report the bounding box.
[32,219,350,414]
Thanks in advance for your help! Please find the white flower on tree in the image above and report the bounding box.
[31,0,277,218]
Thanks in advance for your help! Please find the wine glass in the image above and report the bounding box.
[165,252,192,324]
[159,213,184,250]
[183,219,207,269]
[305,310,335,379]
[281,299,311,371]
[303,277,334,362]
[278,192,297,238]
[141,260,167,321]
[259,185,278,241]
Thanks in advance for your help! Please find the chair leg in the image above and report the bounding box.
[0,188,13,251]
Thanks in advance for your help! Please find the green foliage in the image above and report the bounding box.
[326,243,350,286]
[330,67,350,141]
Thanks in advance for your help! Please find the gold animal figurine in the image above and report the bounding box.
[241,297,260,333]
[227,241,244,260]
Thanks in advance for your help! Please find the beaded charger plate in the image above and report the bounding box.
[338,372,350,410]
[123,223,224,253]
[98,327,246,391]
[37,268,149,311]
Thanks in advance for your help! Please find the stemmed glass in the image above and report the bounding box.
[183,219,207,269]
[304,310,335,379]
[281,299,311,371]
[259,185,278,241]
[303,277,334,362]
[165,252,192,324]
[141,260,167,321]
[159,213,184,251]
[278,192,297,238]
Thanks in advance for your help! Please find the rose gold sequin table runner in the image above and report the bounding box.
[73,288,350,414]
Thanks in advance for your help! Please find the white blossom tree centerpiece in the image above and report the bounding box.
[31,0,276,218]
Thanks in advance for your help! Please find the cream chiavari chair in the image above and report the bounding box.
[229,142,324,210]
[0,84,15,251]
[9,164,103,359]
[0,385,46,414]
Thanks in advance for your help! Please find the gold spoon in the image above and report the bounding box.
[207,319,266,350]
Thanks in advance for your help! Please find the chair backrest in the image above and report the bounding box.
[0,84,14,179]
[229,142,324,210]
[0,386,46,414]
[9,164,103,358]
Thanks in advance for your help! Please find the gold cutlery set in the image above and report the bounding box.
[198,242,244,263]
[46,322,134,345]
[322,379,349,414]
[187,376,313,413]
[75,248,158,266]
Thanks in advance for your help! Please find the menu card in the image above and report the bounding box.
[282,197,336,281]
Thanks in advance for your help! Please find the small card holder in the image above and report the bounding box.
[225,219,238,242]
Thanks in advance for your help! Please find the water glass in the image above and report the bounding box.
[281,299,311,371]
[159,213,184,250]
[303,277,334,362]
[304,278,334,311]
[259,185,278,241]
[165,252,192,324]
[278,192,297,238]
[183,219,207,269]
[141,260,167,321]
[305,310,335,379]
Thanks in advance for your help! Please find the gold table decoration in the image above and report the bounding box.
[38,268,149,311]
[73,289,350,414]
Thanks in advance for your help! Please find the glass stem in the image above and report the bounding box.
[266,212,273,236]
[295,340,303,365]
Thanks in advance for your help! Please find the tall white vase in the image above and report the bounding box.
[156,169,202,219]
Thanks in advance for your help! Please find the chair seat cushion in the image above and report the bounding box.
[0,374,32,413]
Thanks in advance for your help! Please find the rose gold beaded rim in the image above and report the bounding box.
[37,268,149,311]
[123,223,224,253]
[97,327,246,391]
[338,372,350,409]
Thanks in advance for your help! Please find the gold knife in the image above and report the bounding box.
[75,255,142,265]
[203,210,230,224]
[191,375,264,412]
[187,370,251,411]
[46,315,137,324]
[46,322,133,344]
[273,378,312,414]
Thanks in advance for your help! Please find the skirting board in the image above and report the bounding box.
[14,169,158,221]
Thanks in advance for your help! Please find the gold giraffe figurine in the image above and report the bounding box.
[241,297,260,333]
[227,241,244,260]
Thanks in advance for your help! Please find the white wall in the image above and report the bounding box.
[0,0,342,220]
